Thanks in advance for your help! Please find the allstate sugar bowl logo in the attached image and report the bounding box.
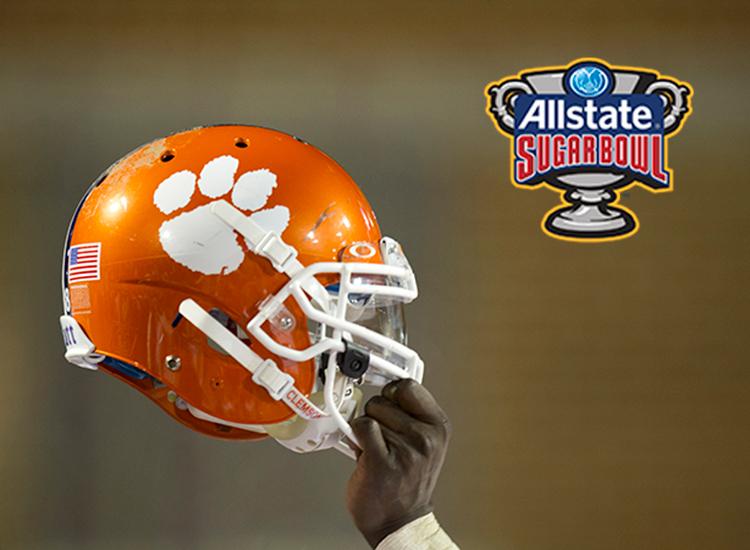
[485,58,692,242]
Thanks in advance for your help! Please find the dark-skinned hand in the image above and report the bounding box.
[346,379,451,548]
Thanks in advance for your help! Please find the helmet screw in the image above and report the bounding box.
[167,390,177,403]
[279,316,294,330]
[165,355,181,371]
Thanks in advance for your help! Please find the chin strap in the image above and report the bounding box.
[198,203,364,452]
[194,202,384,453]
[178,299,325,421]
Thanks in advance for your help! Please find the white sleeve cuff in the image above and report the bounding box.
[375,513,458,550]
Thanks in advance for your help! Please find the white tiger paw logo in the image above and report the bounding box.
[153,155,290,275]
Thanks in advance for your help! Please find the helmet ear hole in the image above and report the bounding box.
[206,308,250,355]
[160,150,175,162]
[234,138,249,148]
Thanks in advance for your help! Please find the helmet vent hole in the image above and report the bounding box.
[160,151,175,162]
[234,138,248,148]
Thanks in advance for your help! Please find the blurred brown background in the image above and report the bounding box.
[1,1,748,548]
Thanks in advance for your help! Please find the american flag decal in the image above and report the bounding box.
[68,243,101,283]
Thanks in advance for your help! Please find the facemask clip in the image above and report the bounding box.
[337,340,370,379]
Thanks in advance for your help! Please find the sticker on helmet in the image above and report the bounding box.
[67,242,101,283]
[69,284,91,314]
[348,242,377,259]
[153,155,290,275]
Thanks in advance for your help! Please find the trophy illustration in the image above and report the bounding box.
[488,63,691,239]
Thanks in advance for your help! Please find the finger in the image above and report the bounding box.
[377,423,410,454]
[365,395,423,436]
[382,379,449,426]
[382,379,400,401]
[350,416,388,460]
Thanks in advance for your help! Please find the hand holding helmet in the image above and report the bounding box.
[347,379,452,547]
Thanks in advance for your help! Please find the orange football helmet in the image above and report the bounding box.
[60,125,422,457]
